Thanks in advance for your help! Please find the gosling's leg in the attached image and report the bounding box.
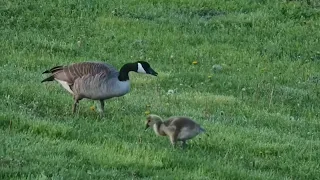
[169,133,178,148]
[182,140,187,149]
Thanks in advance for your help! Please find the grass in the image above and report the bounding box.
[1,0,320,179]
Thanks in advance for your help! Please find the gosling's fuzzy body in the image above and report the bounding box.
[145,114,205,148]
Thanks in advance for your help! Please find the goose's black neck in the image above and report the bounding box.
[118,63,137,81]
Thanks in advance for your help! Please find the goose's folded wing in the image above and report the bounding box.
[52,62,116,84]
[72,72,120,99]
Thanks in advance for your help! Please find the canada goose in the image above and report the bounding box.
[41,61,158,114]
[145,114,205,148]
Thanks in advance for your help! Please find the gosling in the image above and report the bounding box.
[145,114,205,148]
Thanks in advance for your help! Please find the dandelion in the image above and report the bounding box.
[90,105,96,112]
[145,110,150,115]
[192,61,198,65]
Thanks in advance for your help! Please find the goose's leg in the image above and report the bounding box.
[72,99,79,114]
[96,100,105,115]
[72,95,80,114]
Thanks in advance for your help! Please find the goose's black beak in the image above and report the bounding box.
[148,68,158,76]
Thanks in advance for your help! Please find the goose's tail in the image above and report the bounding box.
[41,65,63,83]
[41,75,54,83]
[42,65,63,74]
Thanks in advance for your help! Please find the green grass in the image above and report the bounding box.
[1,0,320,179]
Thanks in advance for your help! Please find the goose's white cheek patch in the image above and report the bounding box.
[137,63,147,74]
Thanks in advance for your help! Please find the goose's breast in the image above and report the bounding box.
[92,80,130,100]
[74,76,130,100]
[106,80,130,98]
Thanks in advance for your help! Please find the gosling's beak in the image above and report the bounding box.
[148,68,158,76]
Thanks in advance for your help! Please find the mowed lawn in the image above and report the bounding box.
[1,0,320,179]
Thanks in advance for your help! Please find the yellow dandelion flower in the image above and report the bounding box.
[192,61,198,65]
[90,105,96,112]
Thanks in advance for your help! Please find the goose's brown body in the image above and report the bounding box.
[42,62,124,99]
[41,61,157,114]
[43,62,117,85]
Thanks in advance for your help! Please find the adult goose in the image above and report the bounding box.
[41,61,158,115]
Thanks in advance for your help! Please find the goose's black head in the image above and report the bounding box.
[118,61,158,81]
[136,61,158,76]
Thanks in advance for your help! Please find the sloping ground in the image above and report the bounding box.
[1,0,320,179]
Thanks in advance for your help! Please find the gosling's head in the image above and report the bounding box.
[145,114,162,130]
